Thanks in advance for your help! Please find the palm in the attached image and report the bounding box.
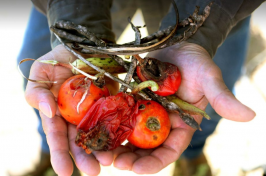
[26,45,117,175]
[25,43,254,175]
[112,42,255,174]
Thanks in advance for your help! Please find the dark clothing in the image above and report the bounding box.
[31,0,264,56]
[32,0,115,47]
[160,0,264,57]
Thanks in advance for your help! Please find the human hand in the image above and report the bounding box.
[25,45,119,176]
[112,41,255,174]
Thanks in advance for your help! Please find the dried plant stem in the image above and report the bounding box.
[119,57,137,92]
[128,16,145,45]
[110,56,201,130]
[54,20,106,46]
[109,55,129,70]
[124,26,174,45]
[66,0,179,56]
[55,33,150,100]
[55,33,131,88]
[119,17,143,92]
[136,83,201,130]
[167,95,210,120]
[50,2,212,57]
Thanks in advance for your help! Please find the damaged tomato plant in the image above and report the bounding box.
[127,100,171,149]
[19,0,213,153]
[135,55,181,96]
[75,92,137,153]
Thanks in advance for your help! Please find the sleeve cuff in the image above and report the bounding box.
[187,3,233,58]
[160,1,234,58]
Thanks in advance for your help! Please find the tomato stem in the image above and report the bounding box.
[167,95,211,120]
[119,56,137,92]
[133,54,144,65]
[131,80,159,94]
[39,60,72,69]
[55,34,151,100]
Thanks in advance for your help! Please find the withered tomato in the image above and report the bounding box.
[57,75,109,125]
[136,57,181,96]
[75,92,136,153]
[127,100,171,149]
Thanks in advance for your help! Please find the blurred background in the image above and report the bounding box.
[0,1,266,176]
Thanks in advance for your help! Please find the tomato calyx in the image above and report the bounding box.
[146,117,161,131]
[138,103,161,131]
[92,74,106,88]
[137,56,168,82]
[76,125,109,154]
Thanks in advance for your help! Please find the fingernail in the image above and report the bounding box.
[39,102,52,118]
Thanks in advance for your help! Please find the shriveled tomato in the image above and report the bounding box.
[75,92,136,153]
[127,100,171,149]
[136,56,181,96]
[57,75,109,125]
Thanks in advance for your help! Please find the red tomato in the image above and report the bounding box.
[57,75,110,125]
[136,57,181,96]
[127,100,171,149]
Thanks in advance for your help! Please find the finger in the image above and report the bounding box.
[40,112,74,176]
[112,145,133,160]
[114,128,194,173]
[200,65,255,122]
[68,124,101,176]
[92,151,113,166]
[114,112,195,173]
[114,143,155,169]
[133,125,194,174]
[114,152,139,170]
[25,67,57,118]
[25,52,73,118]
[115,147,157,171]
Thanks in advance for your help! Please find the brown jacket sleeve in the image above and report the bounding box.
[160,0,265,57]
[31,0,115,48]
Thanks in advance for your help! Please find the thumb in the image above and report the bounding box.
[202,67,255,122]
[25,45,75,118]
[24,57,59,118]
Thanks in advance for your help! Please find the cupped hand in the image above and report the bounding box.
[25,44,119,176]
[113,41,255,174]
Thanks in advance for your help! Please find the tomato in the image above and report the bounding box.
[57,75,110,125]
[136,57,181,96]
[76,92,136,153]
[127,100,171,149]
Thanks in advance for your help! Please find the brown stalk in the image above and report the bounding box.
[54,33,150,100]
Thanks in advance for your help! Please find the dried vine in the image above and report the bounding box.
[49,0,213,130]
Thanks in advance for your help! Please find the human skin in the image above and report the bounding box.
[112,41,255,174]
[25,42,255,175]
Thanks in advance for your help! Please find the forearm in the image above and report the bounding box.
[160,0,264,58]
[31,0,115,48]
